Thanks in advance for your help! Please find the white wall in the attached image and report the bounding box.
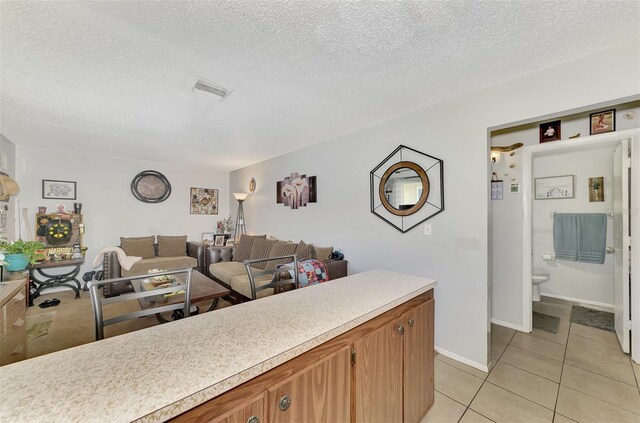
[490,101,640,326]
[229,39,640,369]
[532,147,615,307]
[0,134,17,241]
[14,146,229,277]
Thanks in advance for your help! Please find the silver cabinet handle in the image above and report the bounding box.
[247,416,259,423]
[408,319,415,327]
[279,395,291,411]
[397,325,405,335]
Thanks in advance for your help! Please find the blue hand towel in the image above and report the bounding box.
[577,213,607,264]
[553,213,578,261]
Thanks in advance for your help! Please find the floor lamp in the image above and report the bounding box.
[233,192,248,242]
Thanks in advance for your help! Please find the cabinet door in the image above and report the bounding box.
[207,393,265,423]
[403,299,435,423]
[268,346,351,423]
[354,318,404,423]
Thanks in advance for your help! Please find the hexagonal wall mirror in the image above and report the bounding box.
[370,145,444,233]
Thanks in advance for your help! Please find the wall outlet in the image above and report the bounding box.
[424,224,432,236]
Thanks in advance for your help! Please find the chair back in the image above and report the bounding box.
[243,254,299,300]
[88,268,193,340]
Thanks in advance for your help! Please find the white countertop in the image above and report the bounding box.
[0,269,436,422]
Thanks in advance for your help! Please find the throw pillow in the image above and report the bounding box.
[157,235,187,257]
[296,240,310,261]
[264,241,298,270]
[311,245,333,260]
[233,234,267,263]
[120,236,155,259]
[249,238,278,269]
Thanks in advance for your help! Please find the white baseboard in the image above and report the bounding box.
[491,318,525,332]
[539,292,614,312]
[435,346,489,373]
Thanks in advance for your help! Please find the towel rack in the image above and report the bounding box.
[550,210,614,218]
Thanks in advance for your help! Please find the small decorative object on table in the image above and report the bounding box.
[214,235,225,247]
[201,232,215,245]
[216,215,233,234]
[225,239,234,247]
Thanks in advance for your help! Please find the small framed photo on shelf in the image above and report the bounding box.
[589,109,615,135]
[539,120,561,143]
[201,232,215,245]
[214,235,225,247]
[225,239,234,247]
[535,175,574,199]
[42,180,77,200]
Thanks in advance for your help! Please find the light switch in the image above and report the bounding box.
[424,224,432,236]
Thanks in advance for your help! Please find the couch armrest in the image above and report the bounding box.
[102,251,125,297]
[187,241,205,274]
[323,259,348,280]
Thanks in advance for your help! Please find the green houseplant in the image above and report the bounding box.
[0,239,46,271]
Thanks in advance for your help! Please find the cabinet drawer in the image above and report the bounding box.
[1,312,27,365]
[4,288,27,332]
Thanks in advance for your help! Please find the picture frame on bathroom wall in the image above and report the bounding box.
[589,177,604,202]
[535,175,574,199]
[539,120,561,143]
[589,109,615,135]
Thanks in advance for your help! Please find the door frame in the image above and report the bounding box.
[521,128,640,362]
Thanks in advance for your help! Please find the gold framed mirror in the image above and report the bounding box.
[379,161,429,216]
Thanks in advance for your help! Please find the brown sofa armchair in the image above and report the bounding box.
[204,236,348,303]
[102,236,206,297]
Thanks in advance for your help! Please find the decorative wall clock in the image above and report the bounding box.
[131,170,172,203]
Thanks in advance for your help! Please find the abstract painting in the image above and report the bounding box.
[276,172,317,209]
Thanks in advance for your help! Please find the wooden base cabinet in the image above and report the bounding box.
[173,291,434,423]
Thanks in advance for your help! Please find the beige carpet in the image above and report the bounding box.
[26,311,56,339]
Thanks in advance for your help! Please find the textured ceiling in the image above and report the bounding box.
[1,1,639,171]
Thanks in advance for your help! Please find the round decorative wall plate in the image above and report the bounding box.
[46,219,72,245]
[249,177,256,193]
[131,170,172,203]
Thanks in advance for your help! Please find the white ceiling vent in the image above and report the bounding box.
[192,79,233,101]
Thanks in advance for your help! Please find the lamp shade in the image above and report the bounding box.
[233,192,249,201]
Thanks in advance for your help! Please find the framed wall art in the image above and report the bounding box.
[539,120,561,143]
[190,187,218,215]
[535,175,574,199]
[276,172,317,209]
[590,109,615,135]
[589,177,604,202]
[42,180,77,200]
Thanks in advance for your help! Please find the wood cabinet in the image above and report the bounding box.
[173,291,434,423]
[0,280,28,366]
[268,346,350,423]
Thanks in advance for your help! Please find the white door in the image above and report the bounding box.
[613,140,631,353]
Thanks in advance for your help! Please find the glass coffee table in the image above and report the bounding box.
[132,270,230,322]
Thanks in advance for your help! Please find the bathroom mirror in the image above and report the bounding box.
[379,161,429,216]
[370,145,444,233]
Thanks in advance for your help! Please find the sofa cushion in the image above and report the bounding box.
[209,261,249,285]
[230,274,274,299]
[296,240,311,261]
[233,234,266,263]
[156,235,187,257]
[120,236,155,259]
[249,238,278,269]
[264,241,298,270]
[121,256,197,277]
[311,245,333,260]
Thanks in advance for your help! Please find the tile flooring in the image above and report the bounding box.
[422,297,640,422]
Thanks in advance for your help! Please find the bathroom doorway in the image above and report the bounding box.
[521,128,639,360]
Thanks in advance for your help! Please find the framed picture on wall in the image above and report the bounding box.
[42,180,77,200]
[589,109,615,135]
[539,120,561,143]
[535,175,574,199]
[190,187,219,215]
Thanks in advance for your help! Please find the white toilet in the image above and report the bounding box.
[532,268,550,302]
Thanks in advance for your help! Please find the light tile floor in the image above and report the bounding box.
[422,296,640,422]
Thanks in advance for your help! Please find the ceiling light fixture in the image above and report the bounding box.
[192,79,233,101]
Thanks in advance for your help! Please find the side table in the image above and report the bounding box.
[29,258,84,306]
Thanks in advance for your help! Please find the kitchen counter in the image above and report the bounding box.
[0,269,437,422]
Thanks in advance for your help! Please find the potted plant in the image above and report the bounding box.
[0,239,47,271]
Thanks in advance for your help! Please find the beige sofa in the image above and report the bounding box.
[205,235,347,302]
